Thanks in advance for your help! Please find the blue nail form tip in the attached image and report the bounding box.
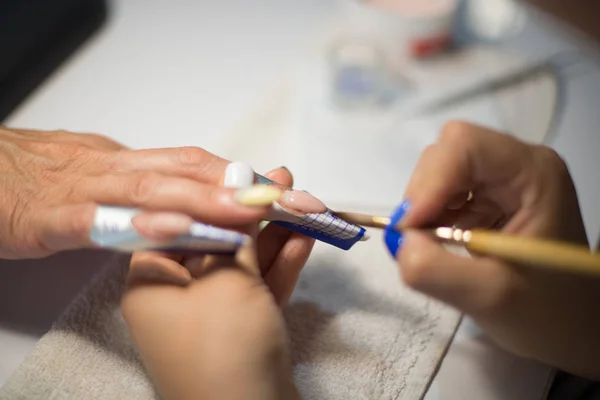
[384,200,410,257]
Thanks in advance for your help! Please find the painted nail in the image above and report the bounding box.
[280,190,327,214]
[132,212,193,238]
[384,200,410,258]
[224,161,255,189]
[234,185,282,206]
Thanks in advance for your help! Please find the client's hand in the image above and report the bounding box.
[389,122,600,379]
[0,127,270,259]
[121,168,314,400]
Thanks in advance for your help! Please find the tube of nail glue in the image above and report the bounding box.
[90,206,248,254]
[256,174,369,250]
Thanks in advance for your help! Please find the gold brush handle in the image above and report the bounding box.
[467,230,600,276]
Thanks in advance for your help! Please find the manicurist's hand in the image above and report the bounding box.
[387,122,600,379]
[0,127,271,259]
[121,167,314,400]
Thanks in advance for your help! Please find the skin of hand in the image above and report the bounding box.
[121,167,314,400]
[0,127,272,259]
[525,0,600,44]
[393,122,600,379]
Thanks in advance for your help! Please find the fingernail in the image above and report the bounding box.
[132,213,193,238]
[234,185,282,206]
[280,190,327,214]
[384,200,410,258]
[224,161,255,188]
[266,166,290,175]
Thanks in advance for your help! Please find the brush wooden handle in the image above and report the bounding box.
[467,230,600,275]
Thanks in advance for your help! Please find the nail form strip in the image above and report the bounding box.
[256,174,368,250]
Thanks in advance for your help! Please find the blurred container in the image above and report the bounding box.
[329,42,388,108]
[339,0,459,58]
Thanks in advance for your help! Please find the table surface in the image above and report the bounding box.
[3,0,600,398]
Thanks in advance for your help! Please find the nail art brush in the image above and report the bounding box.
[333,211,600,276]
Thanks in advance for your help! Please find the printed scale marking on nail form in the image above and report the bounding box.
[257,174,368,250]
[90,206,247,254]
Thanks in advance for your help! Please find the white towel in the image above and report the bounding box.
[0,229,460,400]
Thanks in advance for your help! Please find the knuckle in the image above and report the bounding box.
[26,139,59,154]
[126,173,162,203]
[85,133,125,151]
[30,139,92,162]
[63,144,105,169]
[178,146,223,178]
[82,132,110,143]
[66,143,92,158]
[55,204,94,243]
[178,146,209,166]
[68,205,95,240]
[104,148,129,170]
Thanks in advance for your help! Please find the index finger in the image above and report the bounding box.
[401,121,533,228]
[111,147,230,184]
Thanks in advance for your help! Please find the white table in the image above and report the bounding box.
[3,1,600,398]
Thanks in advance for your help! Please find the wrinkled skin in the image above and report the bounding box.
[0,127,270,259]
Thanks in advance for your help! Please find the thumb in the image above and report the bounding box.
[398,230,517,315]
[37,203,97,253]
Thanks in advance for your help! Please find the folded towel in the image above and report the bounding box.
[0,229,460,400]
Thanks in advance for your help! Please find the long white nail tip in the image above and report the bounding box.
[224,161,255,189]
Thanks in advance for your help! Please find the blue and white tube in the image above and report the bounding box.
[90,206,248,254]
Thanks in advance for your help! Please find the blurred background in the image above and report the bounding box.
[1,0,600,398]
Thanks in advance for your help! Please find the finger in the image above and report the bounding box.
[224,164,297,275]
[264,166,294,188]
[401,122,533,228]
[398,230,520,315]
[36,204,196,253]
[257,223,293,275]
[131,212,193,240]
[200,225,260,278]
[36,203,97,252]
[109,147,230,184]
[435,197,505,230]
[182,256,206,277]
[129,251,191,286]
[254,166,303,274]
[198,243,260,279]
[235,235,261,278]
[263,233,315,306]
[221,163,293,189]
[80,172,275,225]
